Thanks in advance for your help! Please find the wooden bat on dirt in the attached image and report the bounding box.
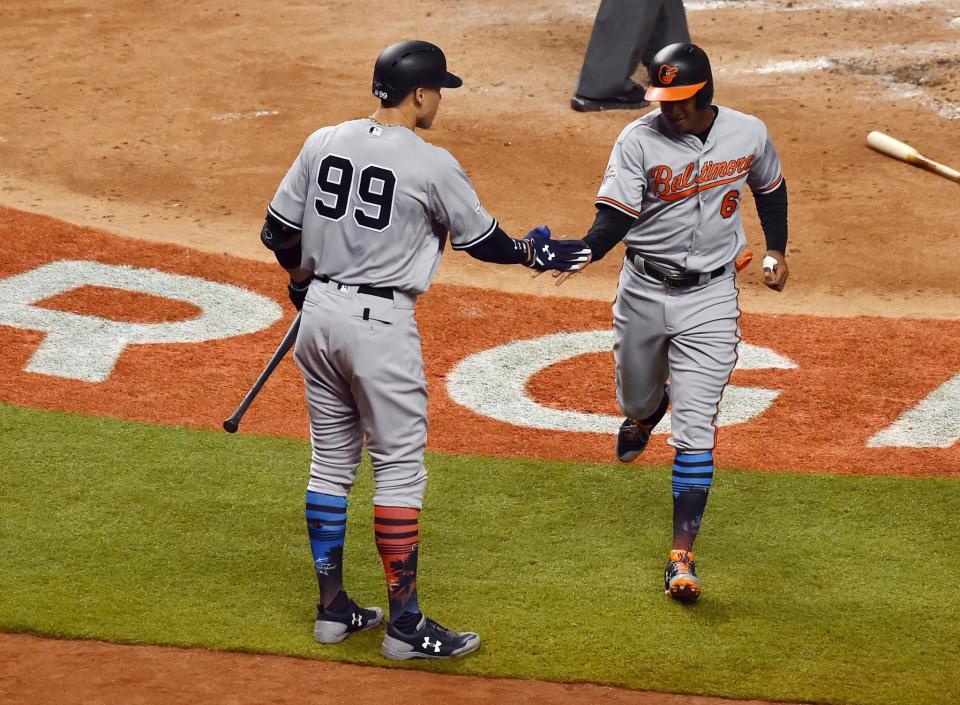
[866,131,960,184]
[223,312,301,433]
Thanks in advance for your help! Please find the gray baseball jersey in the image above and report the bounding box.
[599,106,783,451]
[269,118,496,295]
[597,106,782,272]
[271,118,495,508]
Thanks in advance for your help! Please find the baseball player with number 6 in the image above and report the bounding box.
[258,40,589,660]
[554,43,790,603]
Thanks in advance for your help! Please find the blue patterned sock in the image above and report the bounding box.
[672,451,714,551]
[305,491,348,611]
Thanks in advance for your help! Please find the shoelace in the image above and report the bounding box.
[624,421,653,438]
[424,618,460,641]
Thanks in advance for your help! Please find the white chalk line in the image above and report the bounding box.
[212,110,279,123]
[728,44,960,120]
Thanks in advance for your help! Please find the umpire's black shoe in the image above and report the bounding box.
[571,85,650,112]
[616,385,670,462]
[313,598,384,644]
[381,614,480,660]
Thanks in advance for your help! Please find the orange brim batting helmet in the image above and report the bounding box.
[645,43,714,108]
[644,81,708,102]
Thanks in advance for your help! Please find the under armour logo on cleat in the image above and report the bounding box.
[351,613,363,626]
[422,637,442,652]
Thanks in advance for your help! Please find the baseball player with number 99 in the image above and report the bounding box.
[259,40,589,660]
[556,43,790,603]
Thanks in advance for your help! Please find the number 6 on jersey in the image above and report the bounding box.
[720,189,740,219]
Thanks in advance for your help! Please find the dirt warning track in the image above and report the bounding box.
[1,207,957,477]
[0,633,800,705]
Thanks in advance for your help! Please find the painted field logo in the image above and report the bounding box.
[0,260,281,382]
[446,331,796,434]
[0,208,957,474]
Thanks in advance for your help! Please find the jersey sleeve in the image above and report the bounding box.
[429,150,497,250]
[595,127,646,218]
[267,135,314,229]
[746,121,784,195]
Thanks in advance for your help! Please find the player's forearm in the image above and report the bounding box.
[583,204,635,261]
[463,224,533,265]
[753,180,788,254]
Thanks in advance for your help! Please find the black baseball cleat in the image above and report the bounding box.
[381,614,480,660]
[313,599,384,644]
[571,85,650,112]
[616,385,669,462]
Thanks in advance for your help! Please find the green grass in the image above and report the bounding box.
[1,403,957,705]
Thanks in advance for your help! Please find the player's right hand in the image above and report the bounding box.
[549,249,594,286]
[287,276,312,310]
[523,226,592,272]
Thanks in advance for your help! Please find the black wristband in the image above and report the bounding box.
[462,224,532,265]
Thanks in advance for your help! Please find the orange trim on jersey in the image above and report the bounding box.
[756,175,783,193]
[658,173,743,203]
[595,196,641,217]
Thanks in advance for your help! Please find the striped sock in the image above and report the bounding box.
[374,505,421,625]
[672,451,714,551]
[305,491,348,611]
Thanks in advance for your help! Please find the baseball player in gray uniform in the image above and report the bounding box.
[556,43,789,603]
[259,40,589,659]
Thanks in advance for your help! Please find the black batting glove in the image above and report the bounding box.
[523,225,592,272]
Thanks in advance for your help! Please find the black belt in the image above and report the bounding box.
[317,275,394,300]
[627,248,726,288]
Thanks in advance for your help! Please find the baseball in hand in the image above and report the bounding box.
[762,255,778,271]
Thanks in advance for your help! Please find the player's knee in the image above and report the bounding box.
[308,460,361,497]
[622,385,667,420]
[372,464,427,509]
[306,475,353,498]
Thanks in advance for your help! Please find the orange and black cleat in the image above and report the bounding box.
[664,549,702,603]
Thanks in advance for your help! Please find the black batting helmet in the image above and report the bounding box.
[372,40,463,104]
[645,43,713,109]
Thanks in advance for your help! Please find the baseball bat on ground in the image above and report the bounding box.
[866,131,960,184]
[223,311,302,433]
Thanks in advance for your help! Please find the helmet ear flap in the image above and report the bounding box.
[695,81,714,110]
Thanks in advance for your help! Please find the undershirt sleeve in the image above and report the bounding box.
[583,205,636,261]
[753,180,788,254]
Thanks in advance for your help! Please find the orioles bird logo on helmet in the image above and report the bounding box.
[659,64,680,85]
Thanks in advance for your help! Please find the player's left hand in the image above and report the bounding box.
[762,250,789,292]
[523,225,592,272]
